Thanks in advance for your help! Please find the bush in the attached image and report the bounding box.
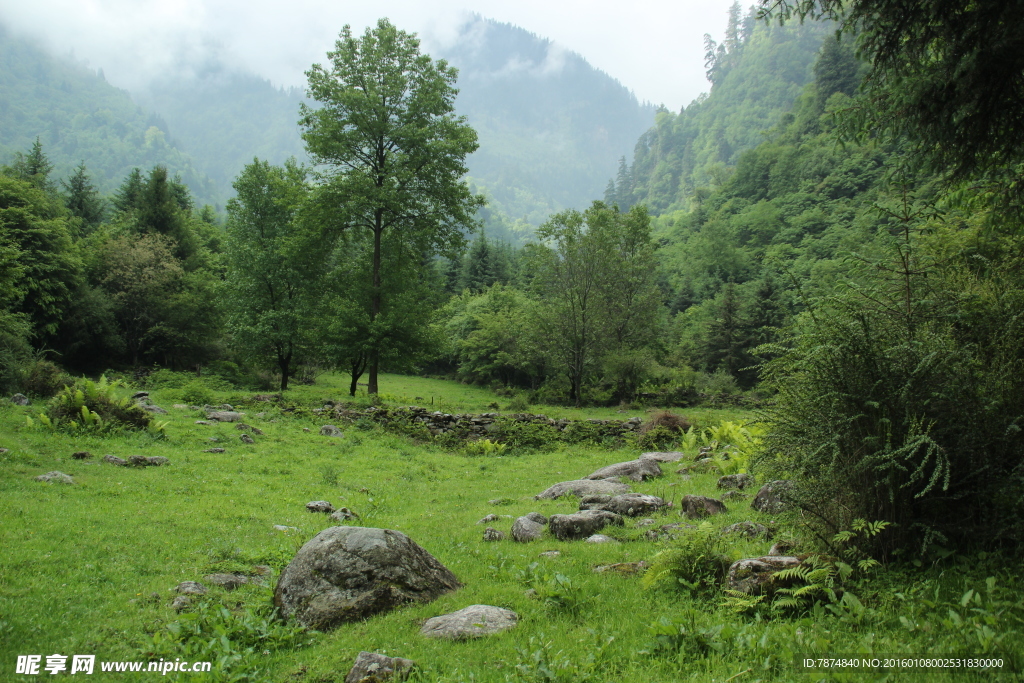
[642,522,731,594]
[639,410,691,436]
[758,220,1024,556]
[179,379,215,406]
[22,359,71,397]
[31,376,156,433]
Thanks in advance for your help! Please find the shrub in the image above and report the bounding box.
[179,379,214,406]
[22,359,71,397]
[639,410,691,437]
[642,522,731,594]
[31,376,156,433]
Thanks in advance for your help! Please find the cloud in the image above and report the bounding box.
[0,0,740,109]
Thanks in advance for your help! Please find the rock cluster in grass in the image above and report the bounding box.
[726,556,802,595]
[681,494,727,519]
[319,404,645,441]
[579,493,668,516]
[511,515,544,542]
[275,526,461,630]
[586,458,663,482]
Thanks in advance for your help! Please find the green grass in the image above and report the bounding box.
[0,374,1020,682]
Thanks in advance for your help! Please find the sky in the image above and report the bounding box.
[0,0,744,111]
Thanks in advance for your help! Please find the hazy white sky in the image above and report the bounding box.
[1,0,744,111]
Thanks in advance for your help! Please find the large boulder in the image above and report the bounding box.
[579,493,668,517]
[726,556,802,595]
[274,527,461,630]
[681,495,727,519]
[585,458,662,482]
[534,479,630,500]
[419,605,518,640]
[345,652,415,683]
[751,480,795,514]
[548,510,623,540]
[10,393,30,406]
[511,516,544,543]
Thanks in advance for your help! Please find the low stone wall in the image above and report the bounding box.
[316,404,644,443]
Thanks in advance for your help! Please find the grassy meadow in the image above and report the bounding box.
[0,373,1020,682]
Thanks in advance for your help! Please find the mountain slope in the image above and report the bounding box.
[0,25,216,204]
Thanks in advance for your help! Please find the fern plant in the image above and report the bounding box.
[27,375,158,434]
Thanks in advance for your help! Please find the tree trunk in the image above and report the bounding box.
[349,352,367,397]
[368,218,383,395]
[279,350,291,391]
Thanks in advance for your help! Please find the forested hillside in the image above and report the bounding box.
[0,25,217,205]
[606,6,832,213]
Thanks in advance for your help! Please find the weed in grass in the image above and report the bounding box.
[147,588,312,682]
[319,465,339,486]
[643,522,731,594]
[513,630,615,682]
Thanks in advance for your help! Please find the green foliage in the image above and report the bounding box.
[179,380,214,407]
[513,631,614,683]
[225,158,323,392]
[147,592,311,682]
[518,563,592,617]
[462,438,507,456]
[643,522,731,594]
[32,375,155,433]
[301,18,483,395]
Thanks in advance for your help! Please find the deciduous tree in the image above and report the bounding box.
[300,18,483,394]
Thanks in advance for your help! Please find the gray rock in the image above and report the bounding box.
[71,451,92,460]
[235,423,252,431]
[306,500,335,514]
[320,425,343,437]
[203,448,225,453]
[239,433,255,444]
[11,393,30,406]
[681,495,728,519]
[331,507,360,522]
[203,573,250,590]
[751,480,795,514]
[586,458,662,482]
[34,471,74,484]
[483,527,505,542]
[726,556,802,595]
[593,561,647,574]
[175,581,208,595]
[722,491,748,502]
[717,473,754,490]
[274,525,299,532]
[534,479,630,500]
[584,534,618,543]
[345,651,415,683]
[722,521,773,540]
[126,454,167,467]
[250,426,265,436]
[768,541,795,556]
[207,411,243,422]
[172,404,189,409]
[640,451,686,462]
[548,510,624,540]
[539,550,561,558]
[524,512,547,525]
[195,420,213,426]
[476,513,500,525]
[142,404,168,414]
[511,516,544,542]
[580,493,668,517]
[102,454,128,466]
[419,605,518,640]
[171,595,193,612]
[274,526,462,630]
[220,404,234,411]
[131,391,150,400]
[0,448,8,455]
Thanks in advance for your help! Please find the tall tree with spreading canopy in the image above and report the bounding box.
[300,18,483,394]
